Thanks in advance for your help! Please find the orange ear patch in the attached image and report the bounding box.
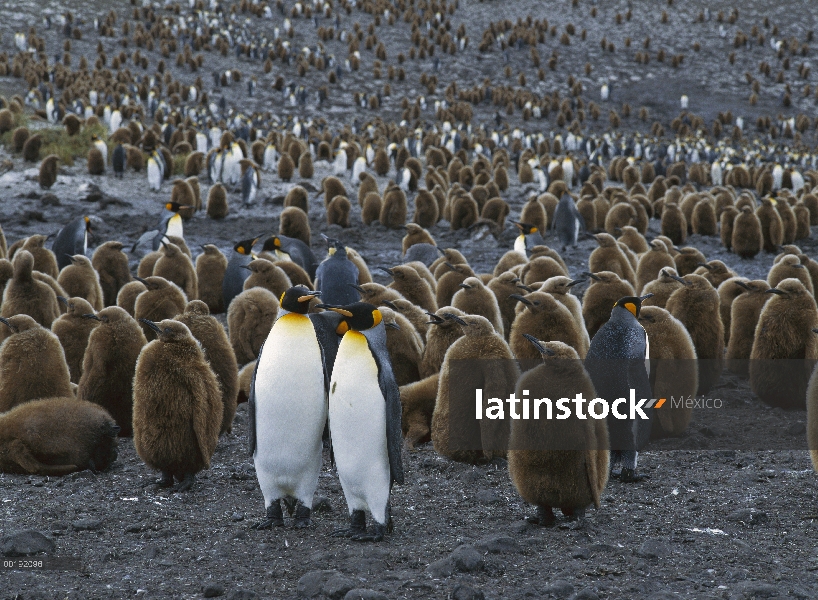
[624,302,637,317]
[372,309,382,326]
[336,321,349,335]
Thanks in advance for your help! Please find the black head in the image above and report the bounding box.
[613,294,653,318]
[316,301,382,334]
[279,286,320,313]
[512,221,539,235]
[234,236,261,255]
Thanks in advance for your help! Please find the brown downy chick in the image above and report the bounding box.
[379,306,424,386]
[420,307,467,378]
[581,271,636,339]
[196,244,228,314]
[92,241,131,307]
[57,254,104,311]
[589,233,636,288]
[725,280,770,376]
[153,241,198,301]
[242,258,292,299]
[451,276,505,337]
[51,296,98,384]
[510,291,586,359]
[1,250,61,329]
[133,276,188,341]
[226,287,279,365]
[383,265,437,313]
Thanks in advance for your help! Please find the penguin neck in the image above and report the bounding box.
[514,235,527,258]
[277,309,309,322]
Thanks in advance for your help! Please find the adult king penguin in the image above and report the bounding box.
[512,221,545,258]
[131,203,190,253]
[552,193,586,251]
[222,236,261,310]
[314,235,360,306]
[316,302,404,542]
[52,215,94,271]
[584,294,653,482]
[249,286,342,529]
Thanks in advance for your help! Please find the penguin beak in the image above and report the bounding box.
[0,317,12,330]
[582,271,601,282]
[379,267,395,277]
[522,333,553,356]
[696,262,712,270]
[133,276,149,286]
[349,283,366,295]
[735,280,751,290]
[138,318,163,334]
[444,262,457,270]
[64,254,77,263]
[315,304,354,317]
[516,283,534,293]
[57,296,69,306]
[509,294,533,306]
[793,263,806,269]
[765,288,786,295]
[426,313,445,325]
[381,300,398,310]
[639,293,654,301]
[240,264,253,271]
[566,279,585,287]
[298,292,320,302]
[441,313,468,326]
[436,247,445,256]
[385,322,400,330]
[669,273,691,285]
[83,314,101,321]
[459,283,472,289]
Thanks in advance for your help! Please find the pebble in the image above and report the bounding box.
[450,545,484,573]
[474,489,501,504]
[475,535,521,554]
[426,558,455,579]
[297,570,340,598]
[203,584,225,598]
[322,574,356,600]
[1,530,55,556]
[545,580,574,599]
[343,590,388,600]
[231,512,245,522]
[72,518,104,531]
[452,584,485,600]
[636,539,671,559]
[569,589,599,600]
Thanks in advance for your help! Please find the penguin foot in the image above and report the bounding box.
[526,505,556,527]
[282,497,298,517]
[331,509,367,538]
[176,473,196,492]
[152,472,174,489]
[564,508,586,530]
[252,501,284,529]
[294,505,311,529]
[351,523,386,543]
[619,468,647,483]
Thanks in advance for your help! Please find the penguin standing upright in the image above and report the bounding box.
[552,193,586,250]
[52,215,93,271]
[249,286,342,529]
[316,302,404,542]
[314,236,360,306]
[131,203,190,253]
[222,237,261,310]
[584,294,653,482]
[263,235,318,281]
[511,221,545,257]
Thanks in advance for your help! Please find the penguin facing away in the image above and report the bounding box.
[314,235,360,306]
[552,193,586,250]
[316,301,404,542]
[583,294,653,483]
[52,215,93,271]
[249,286,342,529]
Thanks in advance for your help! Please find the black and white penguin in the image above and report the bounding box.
[222,237,261,310]
[511,221,545,258]
[112,143,125,178]
[52,215,93,270]
[583,294,653,482]
[262,235,318,281]
[314,235,360,306]
[248,286,342,529]
[316,302,404,542]
[552,193,586,251]
[130,202,189,253]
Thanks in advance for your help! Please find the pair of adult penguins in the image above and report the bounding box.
[248,287,403,542]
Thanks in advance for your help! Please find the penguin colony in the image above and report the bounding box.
[2,0,818,550]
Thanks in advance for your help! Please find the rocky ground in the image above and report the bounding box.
[2,0,818,598]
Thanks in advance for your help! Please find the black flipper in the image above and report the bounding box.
[309,310,344,463]
[247,342,263,457]
[364,324,404,486]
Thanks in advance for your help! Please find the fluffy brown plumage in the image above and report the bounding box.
[133,276,188,341]
[419,307,467,378]
[451,276,504,337]
[195,244,227,314]
[92,241,131,307]
[2,250,61,329]
[280,206,311,245]
[588,233,636,287]
[636,240,676,294]
[0,397,119,475]
[153,242,198,301]
[581,271,636,339]
[133,319,222,489]
[57,255,104,311]
[0,315,72,413]
[400,373,439,449]
[116,280,147,317]
[227,287,279,365]
[510,291,585,359]
[77,306,147,436]
[51,296,98,384]
[725,280,770,376]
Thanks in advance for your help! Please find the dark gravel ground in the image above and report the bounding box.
[2,0,818,598]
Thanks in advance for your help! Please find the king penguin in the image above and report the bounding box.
[552,193,586,251]
[511,221,545,258]
[583,294,653,482]
[314,235,360,306]
[262,235,318,281]
[249,286,343,529]
[316,301,404,542]
[131,203,190,253]
[52,215,94,271]
[222,236,261,310]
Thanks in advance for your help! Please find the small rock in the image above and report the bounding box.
[636,539,671,559]
[25,190,40,199]
[81,183,103,202]
[203,584,225,598]
[231,513,244,522]
[727,508,769,525]
[125,524,143,533]
[426,558,455,579]
[40,193,60,206]
[570,547,591,559]
[452,584,485,600]
[297,570,338,598]
[22,210,45,222]
[229,592,257,600]
[735,581,779,598]
[145,545,160,559]
[788,422,806,436]
[508,520,531,534]
[72,518,103,531]
[475,489,501,504]
[569,589,599,600]
[1,530,55,556]
[450,545,484,573]
[343,589,387,600]
[545,580,574,599]
[322,574,355,600]
[476,535,521,554]
[312,496,333,513]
